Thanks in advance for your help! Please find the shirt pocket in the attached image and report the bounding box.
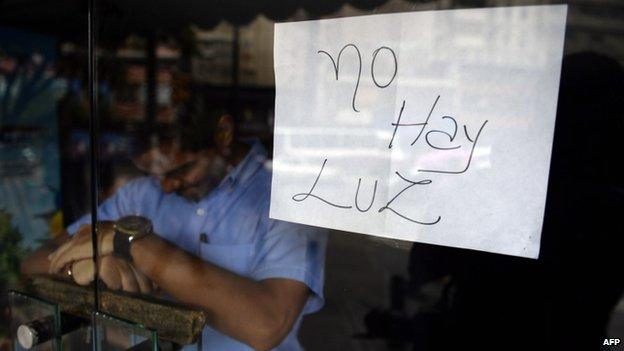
[199,243,255,276]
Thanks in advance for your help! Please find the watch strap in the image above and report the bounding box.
[113,229,133,261]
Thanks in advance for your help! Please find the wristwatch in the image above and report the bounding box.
[113,215,152,261]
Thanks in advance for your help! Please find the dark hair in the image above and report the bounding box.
[130,109,224,154]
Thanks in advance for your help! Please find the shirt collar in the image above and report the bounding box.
[221,139,267,189]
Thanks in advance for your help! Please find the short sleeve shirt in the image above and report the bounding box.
[68,141,328,350]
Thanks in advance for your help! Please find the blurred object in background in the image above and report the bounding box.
[0,211,24,349]
[0,26,65,350]
[0,27,63,250]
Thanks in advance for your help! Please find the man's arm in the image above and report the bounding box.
[24,176,133,275]
[134,234,309,351]
[20,231,70,275]
[49,229,311,351]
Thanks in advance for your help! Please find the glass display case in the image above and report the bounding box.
[9,291,61,351]
[1,1,623,350]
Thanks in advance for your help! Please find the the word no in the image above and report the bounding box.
[318,43,397,112]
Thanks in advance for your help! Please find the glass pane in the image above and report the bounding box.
[10,290,92,351]
[9,291,60,351]
[93,312,157,351]
[0,17,92,350]
[93,313,158,351]
[8,1,616,351]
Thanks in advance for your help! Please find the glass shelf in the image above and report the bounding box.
[93,312,157,351]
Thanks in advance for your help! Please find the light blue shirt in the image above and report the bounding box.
[68,141,328,350]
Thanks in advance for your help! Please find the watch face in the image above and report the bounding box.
[116,215,152,236]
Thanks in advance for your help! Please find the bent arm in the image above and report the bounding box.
[47,214,321,350]
[131,234,309,351]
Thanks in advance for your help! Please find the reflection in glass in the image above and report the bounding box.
[93,312,157,351]
[1,1,623,351]
[9,291,60,351]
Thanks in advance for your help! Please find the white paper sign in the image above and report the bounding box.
[270,5,567,258]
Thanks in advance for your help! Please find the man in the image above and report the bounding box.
[23,114,328,351]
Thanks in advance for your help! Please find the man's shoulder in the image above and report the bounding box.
[117,176,162,198]
[223,164,272,226]
[244,161,273,197]
[127,176,159,188]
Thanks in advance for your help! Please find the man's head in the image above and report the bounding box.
[154,148,229,201]
[133,114,237,201]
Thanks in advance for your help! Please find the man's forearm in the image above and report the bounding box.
[130,233,307,351]
[21,234,69,275]
[21,245,54,275]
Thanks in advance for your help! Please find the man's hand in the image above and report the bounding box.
[50,222,312,350]
[48,222,115,274]
[71,256,154,294]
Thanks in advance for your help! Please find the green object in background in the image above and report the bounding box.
[0,209,24,288]
[0,209,24,340]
